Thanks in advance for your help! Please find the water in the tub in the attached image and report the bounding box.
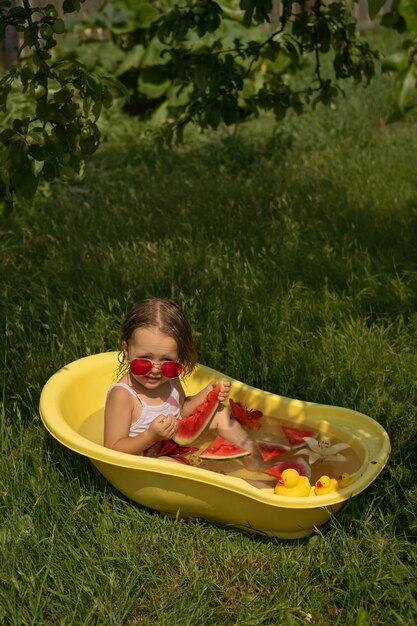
[78,409,363,490]
[189,413,363,488]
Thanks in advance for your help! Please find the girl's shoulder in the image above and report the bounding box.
[106,381,138,404]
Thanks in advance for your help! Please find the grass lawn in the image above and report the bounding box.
[1,28,417,625]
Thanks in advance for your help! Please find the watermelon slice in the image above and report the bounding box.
[282,425,318,449]
[263,457,312,480]
[173,384,221,445]
[144,440,198,459]
[258,441,290,462]
[200,436,251,460]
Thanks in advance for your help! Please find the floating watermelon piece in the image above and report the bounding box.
[282,425,318,449]
[258,441,290,462]
[144,440,198,459]
[173,384,220,445]
[229,398,263,430]
[200,436,251,460]
[263,457,312,480]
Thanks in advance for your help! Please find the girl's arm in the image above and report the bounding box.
[104,387,177,454]
[180,380,232,417]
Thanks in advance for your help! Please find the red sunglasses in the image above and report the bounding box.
[130,358,183,379]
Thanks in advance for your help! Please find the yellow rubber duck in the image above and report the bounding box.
[274,468,311,497]
[337,472,352,488]
[314,475,339,495]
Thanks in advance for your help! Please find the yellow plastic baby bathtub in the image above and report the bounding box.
[39,352,390,539]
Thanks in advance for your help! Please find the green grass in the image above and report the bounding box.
[1,29,417,624]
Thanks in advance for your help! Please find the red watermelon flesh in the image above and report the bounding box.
[258,441,290,462]
[282,425,318,449]
[173,384,221,445]
[263,457,312,480]
[144,440,198,459]
[200,435,251,460]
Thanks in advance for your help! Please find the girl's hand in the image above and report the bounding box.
[149,413,178,441]
[208,380,231,403]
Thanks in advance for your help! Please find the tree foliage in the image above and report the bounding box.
[77,0,378,140]
[380,0,417,119]
[156,0,377,142]
[1,0,416,211]
[0,0,124,212]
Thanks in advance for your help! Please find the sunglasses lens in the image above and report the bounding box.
[130,359,152,376]
[161,361,183,378]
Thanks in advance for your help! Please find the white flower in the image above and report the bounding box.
[295,436,350,464]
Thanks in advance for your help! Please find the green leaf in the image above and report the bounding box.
[63,0,81,13]
[117,45,145,75]
[86,75,103,99]
[19,66,34,91]
[79,135,99,155]
[138,67,171,99]
[381,9,407,31]
[382,50,409,72]
[65,124,80,152]
[205,102,221,128]
[0,129,14,143]
[92,99,102,120]
[166,83,192,107]
[82,96,92,116]
[193,64,207,92]
[0,83,12,110]
[68,154,84,174]
[8,6,25,18]
[284,41,300,66]
[221,93,237,125]
[43,160,57,182]
[36,101,66,124]
[396,66,417,111]
[9,140,29,168]
[102,89,113,109]
[103,76,130,100]
[264,51,291,75]
[53,87,72,104]
[134,3,160,28]
[399,0,417,31]
[12,168,39,201]
[262,41,280,62]
[28,144,45,161]
[368,0,387,20]
[142,38,171,68]
[53,125,67,141]
[240,0,254,26]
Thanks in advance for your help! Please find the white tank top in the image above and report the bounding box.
[106,380,181,437]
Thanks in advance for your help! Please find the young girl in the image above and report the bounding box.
[104,297,265,471]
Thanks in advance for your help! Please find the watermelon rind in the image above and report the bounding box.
[174,385,220,445]
[200,435,251,460]
[263,457,312,480]
[282,425,319,449]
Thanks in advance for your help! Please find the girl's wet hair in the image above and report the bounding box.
[119,297,197,375]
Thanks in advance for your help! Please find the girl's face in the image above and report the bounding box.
[123,327,180,389]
